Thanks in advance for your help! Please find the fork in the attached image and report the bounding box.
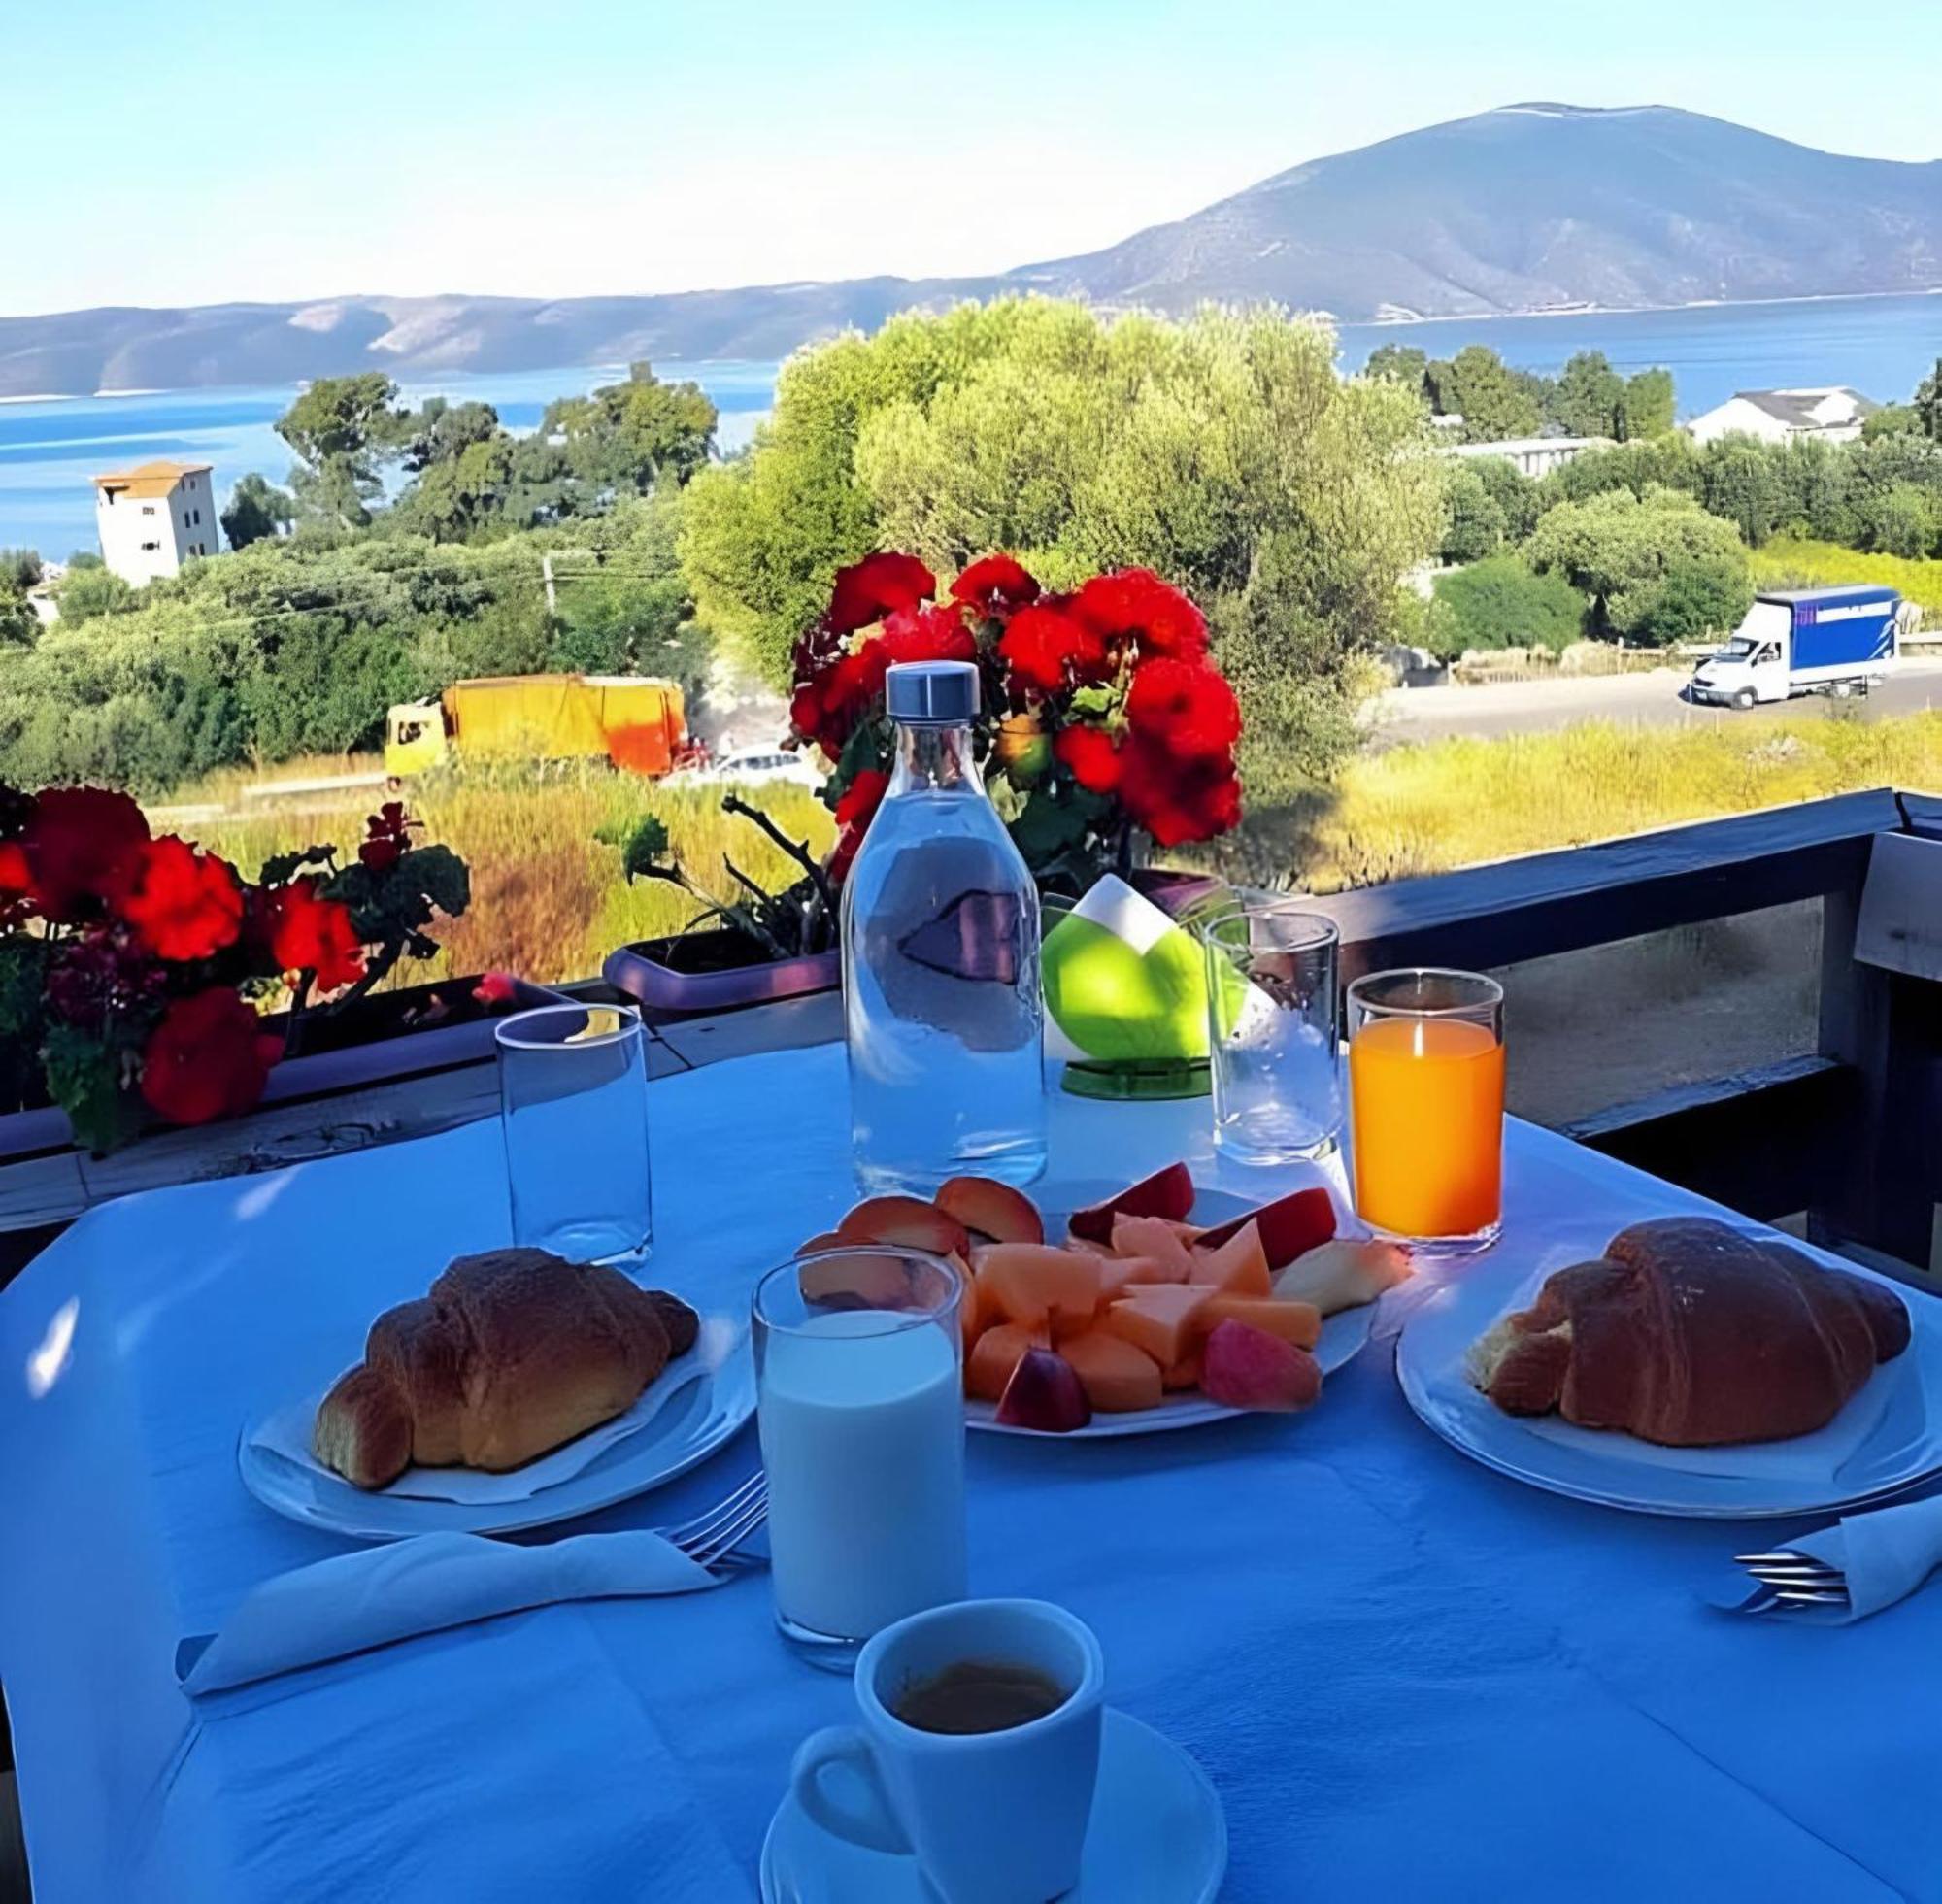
[658,1469,769,1576]
[1732,1548,1850,1611]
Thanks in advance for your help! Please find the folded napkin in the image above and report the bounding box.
[1727,1490,1942,1624]
[1043,875,1218,1064]
[177,1528,717,1696]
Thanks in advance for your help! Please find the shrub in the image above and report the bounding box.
[1430,556,1588,657]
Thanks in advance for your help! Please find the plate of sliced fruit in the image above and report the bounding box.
[804,1166,1412,1438]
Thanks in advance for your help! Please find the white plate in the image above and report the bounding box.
[966,1179,1377,1440]
[760,1707,1226,1903]
[238,1325,755,1541]
[1395,1224,1942,1519]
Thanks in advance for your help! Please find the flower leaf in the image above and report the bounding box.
[41,1021,142,1154]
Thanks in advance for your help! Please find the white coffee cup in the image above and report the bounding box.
[789,1597,1104,1903]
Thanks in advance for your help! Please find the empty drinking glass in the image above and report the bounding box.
[495,1003,653,1265]
[1201,899,1343,1164]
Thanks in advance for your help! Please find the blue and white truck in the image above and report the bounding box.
[1689,585,1903,708]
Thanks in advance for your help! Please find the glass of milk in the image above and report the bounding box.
[753,1249,967,1671]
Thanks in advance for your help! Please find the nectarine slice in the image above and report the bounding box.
[1196,1186,1335,1270]
[837,1196,972,1259]
[1189,1220,1272,1297]
[994,1347,1091,1431]
[1201,1319,1322,1412]
[795,1250,915,1312]
[1060,1330,1164,1412]
[1202,1293,1321,1350]
[1100,1284,1212,1367]
[973,1245,1103,1338]
[966,1321,1052,1402]
[936,1176,1044,1246]
[1067,1162,1195,1245]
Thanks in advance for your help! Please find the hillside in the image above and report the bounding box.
[3,105,1936,396]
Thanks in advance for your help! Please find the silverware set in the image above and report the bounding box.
[1733,1549,1851,1612]
[660,1469,769,1577]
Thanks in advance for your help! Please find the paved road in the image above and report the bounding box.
[1373,658,1942,745]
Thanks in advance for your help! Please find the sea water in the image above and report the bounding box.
[756,1310,966,1643]
[844,769,1047,1195]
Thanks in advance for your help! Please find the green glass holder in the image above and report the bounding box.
[1059,1055,1211,1101]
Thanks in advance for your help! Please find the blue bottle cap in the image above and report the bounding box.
[886,660,979,725]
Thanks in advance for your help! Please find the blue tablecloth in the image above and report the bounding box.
[1,1042,1936,1902]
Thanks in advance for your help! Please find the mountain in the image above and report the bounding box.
[3,106,1937,398]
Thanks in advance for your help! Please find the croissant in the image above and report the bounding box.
[314,1249,696,1488]
[1470,1218,1910,1447]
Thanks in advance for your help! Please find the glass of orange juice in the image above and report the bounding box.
[1347,969,1504,1253]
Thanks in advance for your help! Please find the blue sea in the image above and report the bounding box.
[3,293,1936,558]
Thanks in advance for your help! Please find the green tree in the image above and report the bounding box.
[513,364,719,523]
[1621,368,1676,439]
[1424,346,1546,444]
[54,563,135,621]
[1429,554,1588,656]
[1436,462,1508,563]
[1544,434,1702,506]
[681,299,1441,798]
[1859,484,1940,559]
[0,549,42,592]
[220,473,296,551]
[0,585,34,647]
[1523,486,1752,643]
[1915,358,1942,443]
[1700,438,1788,547]
[1862,404,1922,441]
[1470,454,1545,542]
[1363,345,1429,397]
[276,373,408,529]
[1549,351,1625,438]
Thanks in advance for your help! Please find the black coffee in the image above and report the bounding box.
[892,1660,1068,1736]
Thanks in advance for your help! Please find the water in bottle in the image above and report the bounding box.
[843,660,1047,1192]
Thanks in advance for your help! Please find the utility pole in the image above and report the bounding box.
[541,550,597,617]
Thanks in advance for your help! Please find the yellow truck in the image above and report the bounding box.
[385,674,688,778]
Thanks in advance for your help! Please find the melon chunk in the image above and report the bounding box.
[1201,1319,1323,1412]
[1203,1293,1322,1350]
[1100,1284,1213,1367]
[1059,1330,1164,1413]
[1189,1220,1272,1297]
[1196,1186,1336,1270]
[1098,1254,1187,1302]
[1161,1351,1203,1391]
[973,1245,1103,1337]
[965,1320,1052,1402]
[1067,1162,1195,1245]
[1110,1214,1197,1282]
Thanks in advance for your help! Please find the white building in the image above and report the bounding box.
[91,459,218,585]
[1446,435,1610,479]
[1685,387,1879,448]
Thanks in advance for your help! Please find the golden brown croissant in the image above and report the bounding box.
[314,1249,695,1488]
[1470,1218,1910,1447]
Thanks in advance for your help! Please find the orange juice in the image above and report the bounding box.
[1349,1016,1505,1239]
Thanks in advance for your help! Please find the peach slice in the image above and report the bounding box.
[1196,1186,1335,1270]
[1067,1162,1195,1245]
[795,1249,915,1312]
[995,1348,1091,1432]
[936,1176,1045,1247]
[836,1195,972,1260]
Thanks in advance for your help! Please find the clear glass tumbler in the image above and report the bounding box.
[753,1247,966,1672]
[1347,969,1505,1253]
[1200,898,1343,1163]
[495,1003,653,1266]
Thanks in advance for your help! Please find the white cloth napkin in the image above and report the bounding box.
[1739,1491,1942,1624]
[177,1528,718,1695]
[250,1350,713,1505]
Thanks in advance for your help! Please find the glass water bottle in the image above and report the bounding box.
[842,660,1047,1192]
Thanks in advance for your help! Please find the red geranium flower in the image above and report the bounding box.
[359,800,418,874]
[1119,737,1243,846]
[826,552,936,635]
[952,554,1041,618]
[472,970,519,1008]
[834,767,890,831]
[20,786,151,922]
[1055,724,1123,794]
[139,987,280,1127]
[879,601,977,667]
[263,877,364,990]
[0,840,30,922]
[1072,569,1208,660]
[111,835,244,961]
[43,923,167,1029]
[997,604,1107,695]
[1124,657,1241,758]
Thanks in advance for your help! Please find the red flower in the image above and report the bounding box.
[1072,569,1208,660]
[20,786,151,922]
[43,923,167,1029]
[1124,657,1241,758]
[834,768,889,831]
[952,554,1041,618]
[879,601,977,666]
[359,800,418,874]
[472,970,519,1008]
[263,877,364,989]
[997,604,1107,695]
[1055,724,1123,794]
[0,839,30,919]
[139,987,280,1127]
[111,835,244,962]
[1119,737,1243,846]
[826,552,936,635]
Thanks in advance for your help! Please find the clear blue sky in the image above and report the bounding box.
[11,0,1938,315]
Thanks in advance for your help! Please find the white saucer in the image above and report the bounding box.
[759,1707,1226,1903]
